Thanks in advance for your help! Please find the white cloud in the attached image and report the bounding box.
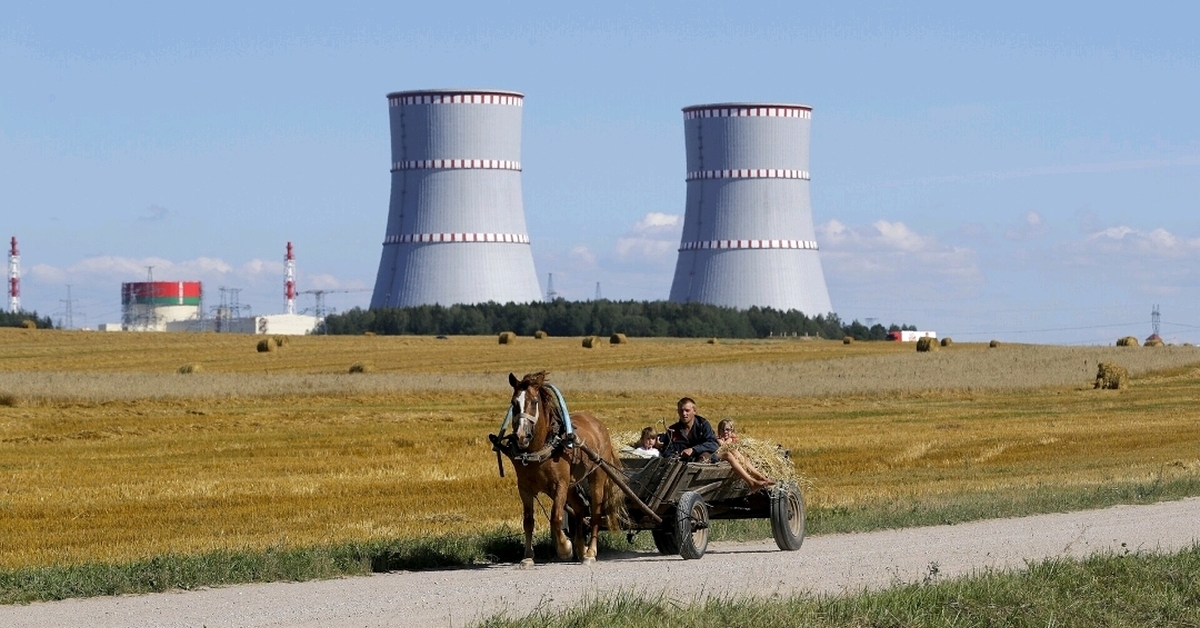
[817,219,981,284]
[614,212,683,262]
[1006,211,1049,241]
[568,245,597,268]
[1082,225,1200,257]
[632,212,682,233]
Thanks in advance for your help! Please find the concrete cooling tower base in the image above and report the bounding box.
[670,249,831,315]
[371,241,541,307]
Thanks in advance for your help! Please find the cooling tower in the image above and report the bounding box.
[668,103,833,315]
[370,89,542,308]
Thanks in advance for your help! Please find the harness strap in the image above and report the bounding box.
[545,383,575,436]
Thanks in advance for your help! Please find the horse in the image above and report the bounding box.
[503,371,624,565]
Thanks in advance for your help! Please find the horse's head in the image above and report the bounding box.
[508,371,550,450]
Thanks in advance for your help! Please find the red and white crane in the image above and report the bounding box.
[8,237,19,314]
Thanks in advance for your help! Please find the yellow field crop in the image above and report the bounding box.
[2,329,1200,569]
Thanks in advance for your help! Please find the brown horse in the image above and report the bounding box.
[504,371,624,564]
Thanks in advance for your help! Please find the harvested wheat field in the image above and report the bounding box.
[2,328,1200,570]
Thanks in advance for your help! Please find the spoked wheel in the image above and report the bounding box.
[769,482,806,551]
[675,490,709,560]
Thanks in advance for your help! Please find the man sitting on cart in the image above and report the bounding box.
[662,397,720,462]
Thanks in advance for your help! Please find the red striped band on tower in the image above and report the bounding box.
[686,169,810,181]
[392,159,522,172]
[678,239,819,251]
[383,232,531,245]
[683,106,811,120]
[388,93,523,107]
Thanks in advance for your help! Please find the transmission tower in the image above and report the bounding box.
[595,282,602,300]
[1152,304,1161,337]
[60,285,75,329]
[545,273,559,301]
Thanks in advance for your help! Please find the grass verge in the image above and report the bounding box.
[474,544,1200,627]
[4,474,1198,605]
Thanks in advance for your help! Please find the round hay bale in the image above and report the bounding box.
[498,331,517,344]
[1094,362,1129,390]
[610,333,628,345]
[534,330,547,339]
[940,337,953,347]
[177,364,202,374]
[1116,336,1139,347]
[707,337,719,345]
[20,320,37,329]
[916,337,938,352]
[1144,336,1164,348]
[842,337,854,345]
[0,394,23,407]
[273,335,288,348]
[989,340,1000,348]
[348,362,375,374]
[363,331,376,336]
[582,336,601,349]
[256,338,274,353]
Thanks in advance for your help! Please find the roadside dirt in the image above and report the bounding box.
[3,498,1198,627]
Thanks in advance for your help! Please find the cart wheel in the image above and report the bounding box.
[770,483,806,551]
[651,529,679,555]
[675,490,709,559]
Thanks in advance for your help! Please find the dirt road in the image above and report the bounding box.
[4,498,1198,627]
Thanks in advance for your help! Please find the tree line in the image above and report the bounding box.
[0,310,54,329]
[324,300,914,340]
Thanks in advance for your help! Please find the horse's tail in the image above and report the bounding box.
[601,448,626,531]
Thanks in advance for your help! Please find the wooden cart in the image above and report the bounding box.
[576,452,806,560]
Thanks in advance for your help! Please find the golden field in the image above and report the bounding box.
[2,328,1200,569]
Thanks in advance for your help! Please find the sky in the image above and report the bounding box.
[2,1,1199,344]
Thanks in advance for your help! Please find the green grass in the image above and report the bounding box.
[4,474,1198,605]
[474,545,1200,627]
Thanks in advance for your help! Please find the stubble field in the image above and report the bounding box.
[2,328,1200,573]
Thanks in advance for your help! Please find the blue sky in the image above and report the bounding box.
[3,2,1198,344]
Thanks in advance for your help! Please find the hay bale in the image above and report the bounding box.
[1094,362,1129,390]
[707,337,719,345]
[272,335,288,348]
[363,331,376,336]
[610,333,628,345]
[842,337,854,345]
[1116,336,1139,347]
[916,337,938,352]
[256,338,274,353]
[0,394,22,407]
[534,330,548,339]
[582,336,601,348]
[940,337,953,347]
[1144,336,1164,348]
[348,362,375,374]
[989,340,1000,348]
[20,320,36,329]
[717,437,801,486]
[177,364,202,374]
[498,331,517,344]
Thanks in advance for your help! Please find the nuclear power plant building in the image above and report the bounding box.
[370,89,542,308]
[668,103,833,316]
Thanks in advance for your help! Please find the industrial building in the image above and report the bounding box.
[104,242,321,334]
[120,281,203,331]
[370,89,542,308]
[668,103,833,315]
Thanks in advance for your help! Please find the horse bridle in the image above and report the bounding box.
[489,383,578,473]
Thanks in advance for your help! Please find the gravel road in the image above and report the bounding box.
[4,498,1199,627]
